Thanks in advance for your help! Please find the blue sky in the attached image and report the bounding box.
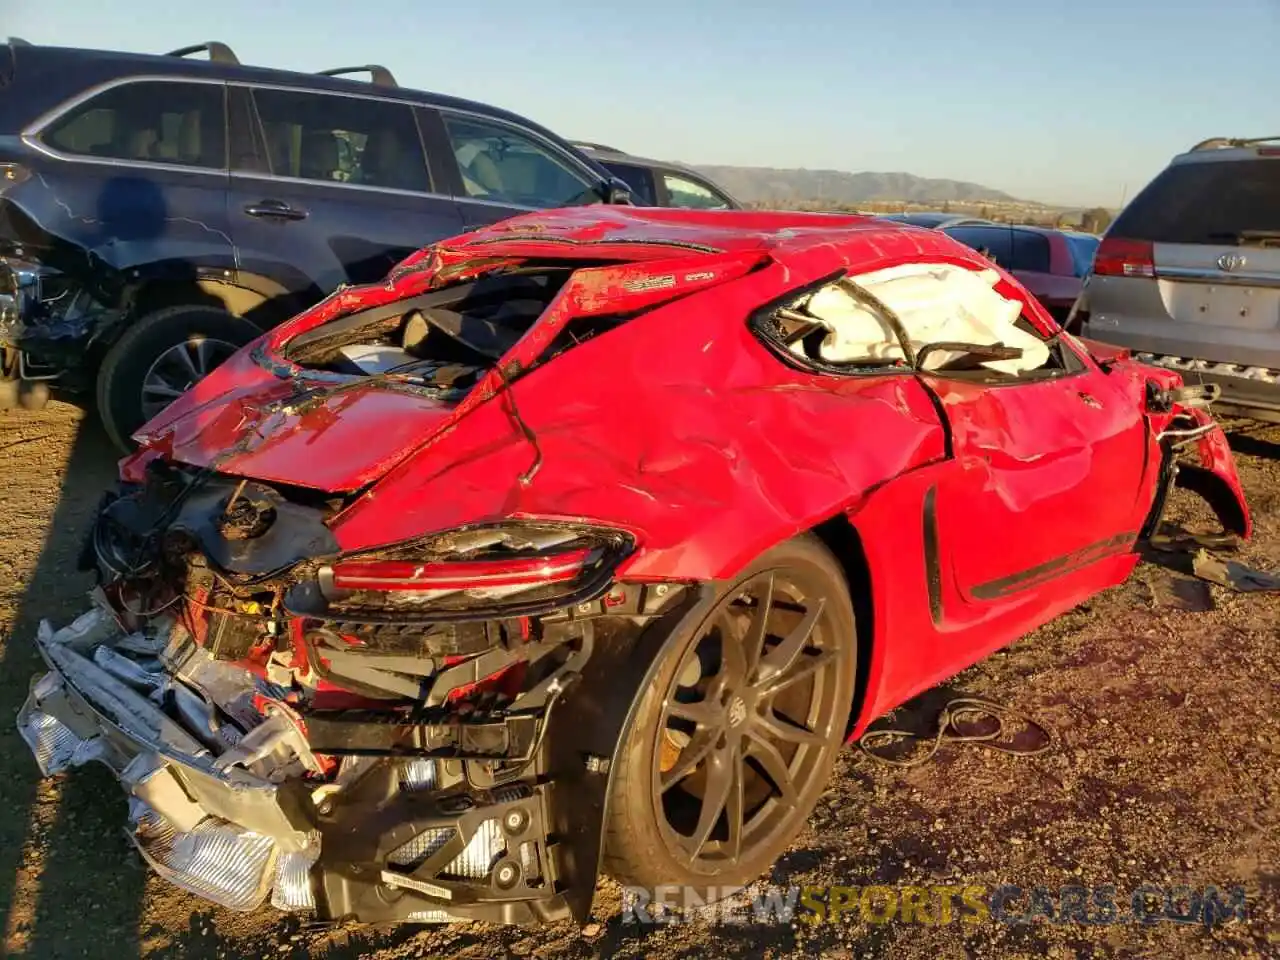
[10,0,1278,206]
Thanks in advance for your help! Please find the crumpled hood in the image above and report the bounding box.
[125,227,774,493]
[131,374,459,493]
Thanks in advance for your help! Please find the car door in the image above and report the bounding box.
[421,108,604,229]
[225,84,464,308]
[922,288,1152,616]
[28,77,235,297]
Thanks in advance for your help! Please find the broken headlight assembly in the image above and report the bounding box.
[285,522,636,622]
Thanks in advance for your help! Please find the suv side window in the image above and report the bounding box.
[442,114,594,208]
[42,80,226,169]
[945,225,1014,268]
[1009,230,1051,273]
[599,161,657,206]
[662,172,732,210]
[249,88,430,193]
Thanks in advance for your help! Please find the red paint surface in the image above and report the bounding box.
[124,207,1250,732]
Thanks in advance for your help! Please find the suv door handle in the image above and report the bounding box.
[244,199,308,221]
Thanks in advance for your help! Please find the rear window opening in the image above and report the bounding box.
[282,264,627,395]
[753,262,1083,383]
[1110,158,1280,246]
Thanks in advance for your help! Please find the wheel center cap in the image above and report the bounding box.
[726,695,748,728]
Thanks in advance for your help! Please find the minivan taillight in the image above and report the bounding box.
[1093,238,1155,278]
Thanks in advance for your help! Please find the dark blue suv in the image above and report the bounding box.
[0,38,630,449]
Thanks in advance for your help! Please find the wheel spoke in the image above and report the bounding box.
[194,337,212,375]
[660,728,718,792]
[746,729,799,809]
[755,709,824,745]
[755,599,824,686]
[756,649,837,699]
[716,610,749,687]
[742,573,774,683]
[724,747,746,860]
[667,696,720,728]
[175,341,201,381]
[684,742,738,857]
[142,381,185,400]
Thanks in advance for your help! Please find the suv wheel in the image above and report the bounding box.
[96,304,260,451]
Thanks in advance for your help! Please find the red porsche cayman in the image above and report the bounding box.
[18,207,1248,925]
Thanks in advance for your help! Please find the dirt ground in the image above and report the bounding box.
[0,403,1275,960]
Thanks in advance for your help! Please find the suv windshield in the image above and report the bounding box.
[1109,158,1280,246]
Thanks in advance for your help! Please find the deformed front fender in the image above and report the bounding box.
[542,583,716,921]
[1176,408,1251,539]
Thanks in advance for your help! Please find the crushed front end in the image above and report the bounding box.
[19,460,688,924]
[15,210,790,924]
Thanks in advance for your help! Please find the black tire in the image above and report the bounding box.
[96,304,261,451]
[602,534,857,889]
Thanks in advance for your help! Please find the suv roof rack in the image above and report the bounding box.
[1190,135,1280,152]
[571,141,625,154]
[318,65,398,87]
[166,42,240,65]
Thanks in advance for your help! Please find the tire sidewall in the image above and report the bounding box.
[96,305,259,451]
[605,536,857,889]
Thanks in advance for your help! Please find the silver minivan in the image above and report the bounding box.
[1077,137,1280,422]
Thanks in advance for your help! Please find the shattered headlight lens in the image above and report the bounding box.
[132,808,322,911]
[131,807,320,913]
[19,710,84,775]
[297,522,634,618]
[271,840,321,912]
[18,673,108,775]
[132,812,278,912]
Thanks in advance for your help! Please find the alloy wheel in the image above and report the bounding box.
[652,568,848,872]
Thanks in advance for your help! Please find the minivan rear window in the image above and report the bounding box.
[1109,159,1280,245]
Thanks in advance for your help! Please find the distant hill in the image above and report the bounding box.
[692,165,1018,206]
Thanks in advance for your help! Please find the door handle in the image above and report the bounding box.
[1077,391,1102,409]
[244,199,308,221]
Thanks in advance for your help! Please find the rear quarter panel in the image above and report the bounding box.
[329,259,950,578]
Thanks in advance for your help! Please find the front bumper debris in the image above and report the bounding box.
[16,606,575,924]
[18,610,319,913]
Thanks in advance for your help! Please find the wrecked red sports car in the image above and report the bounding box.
[18,207,1249,925]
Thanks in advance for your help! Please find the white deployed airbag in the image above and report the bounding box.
[794,263,1050,375]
